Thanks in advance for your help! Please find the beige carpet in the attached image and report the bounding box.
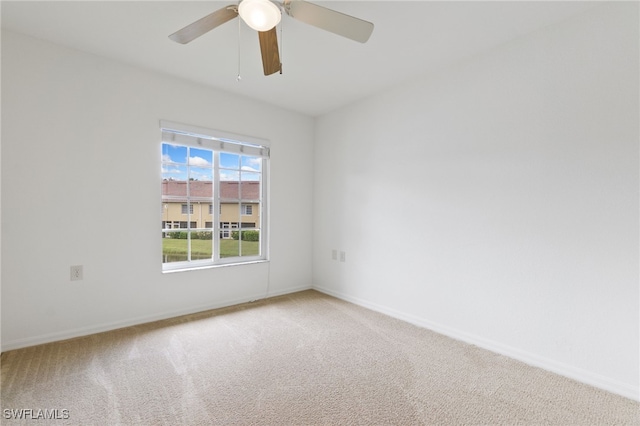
[1,290,638,425]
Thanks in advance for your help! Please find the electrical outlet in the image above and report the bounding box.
[70,265,83,281]
[340,251,346,262]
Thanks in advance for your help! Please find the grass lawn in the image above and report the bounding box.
[163,238,259,260]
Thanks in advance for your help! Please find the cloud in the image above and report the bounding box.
[220,171,238,181]
[189,156,211,167]
[162,154,172,162]
[241,166,260,173]
[219,171,258,181]
[162,167,182,175]
[244,157,261,167]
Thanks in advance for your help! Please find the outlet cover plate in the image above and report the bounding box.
[70,265,83,281]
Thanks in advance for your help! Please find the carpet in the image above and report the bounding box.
[2,290,638,425]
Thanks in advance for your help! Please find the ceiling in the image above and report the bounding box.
[1,1,600,117]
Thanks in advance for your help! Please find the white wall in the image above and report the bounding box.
[1,30,314,350]
[313,3,639,400]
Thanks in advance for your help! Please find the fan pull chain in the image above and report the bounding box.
[237,5,242,82]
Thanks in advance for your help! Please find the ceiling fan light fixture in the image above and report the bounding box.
[238,0,281,32]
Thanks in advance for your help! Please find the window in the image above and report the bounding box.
[161,121,269,271]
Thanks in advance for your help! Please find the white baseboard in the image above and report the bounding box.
[313,285,640,402]
[266,284,313,299]
[1,284,312,352]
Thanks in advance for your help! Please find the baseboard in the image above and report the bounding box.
[313,285,640,402]
[266,284,313,299]
[1,284,312,352]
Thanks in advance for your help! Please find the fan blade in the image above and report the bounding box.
[258,28,282,76]
[169,5,238,44]
[286,0,373,43]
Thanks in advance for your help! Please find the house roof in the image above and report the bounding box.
[162,180,260,202]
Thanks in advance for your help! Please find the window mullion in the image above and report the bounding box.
[213,151,221,262]
[186,147,192,262]
[260,157,267,258]
[238,161,243,257]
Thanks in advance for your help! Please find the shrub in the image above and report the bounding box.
[230,230,259,241]
[195,231,213,240]
[165,231,188,239]
[242,230,260,241]
[166,231,212,240]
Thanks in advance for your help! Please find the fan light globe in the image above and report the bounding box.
[238,0,281,32]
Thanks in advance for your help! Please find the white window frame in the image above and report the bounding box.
[161,120,269,272]
[242,204,253,216]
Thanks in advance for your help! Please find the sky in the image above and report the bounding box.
[161,143,261,182]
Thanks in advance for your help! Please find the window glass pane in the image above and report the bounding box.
[220,203,238,226]
[162,164,187,182]
[220,169,239,182]
[162,182,187,219]
[243,180,259,196]
[220,222,230,239]
[189,167,213,184]
[239,230,260,257]
[220,239,240,258]
[240,172,260,182]
[190,231,213,260]
[192,204,209,228]
[221,181,240,202]
[162,231,189,263]
[241,155,261,173]
[220,223,240,258]
[188,148,213,166]
[162,144,187,164]
[188,168,213,205]
[220,152,240,170]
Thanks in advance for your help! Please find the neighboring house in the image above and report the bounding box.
[161,180,260,238]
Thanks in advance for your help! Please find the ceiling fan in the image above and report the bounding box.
[169,0,374,76]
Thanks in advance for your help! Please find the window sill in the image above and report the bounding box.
[162,259,269,274]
